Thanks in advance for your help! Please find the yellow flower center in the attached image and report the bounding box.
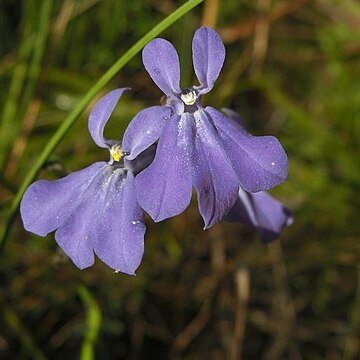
[110,144,124,162]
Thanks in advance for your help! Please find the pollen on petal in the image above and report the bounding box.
[110,144,124,162]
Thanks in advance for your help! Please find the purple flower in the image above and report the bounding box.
[226,188,293,243]
[20,89,170,275]
[223,108,293,242]
[135,27,288,228]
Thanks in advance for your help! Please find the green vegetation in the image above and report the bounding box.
[0,0,359,358]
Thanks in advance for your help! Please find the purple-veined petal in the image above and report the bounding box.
[206,107,288,192]
[226,188,293,243]
[54,166,117,270]
[142,38,181,96]
[88,88,129,148]
[54,192,98,269]
[54,166,144,274]
[192,27,225,95]
[135,114,193,222]
[20,162,106,237]
[93,172,145,275]
[21,162,145,273]
[192,111,239,228]
[122,106,171,160]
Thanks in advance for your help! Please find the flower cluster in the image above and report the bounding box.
[20,27,292,275]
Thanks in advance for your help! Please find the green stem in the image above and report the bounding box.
[78,286,102,360]
[0,0,204,252]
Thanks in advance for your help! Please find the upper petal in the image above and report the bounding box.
[93,172,145,275]
[122,106,171,160]
[135,114,193,222]
[206,107,288,192]
[192,27,225,95]
[20,162,106,237]
[88,88,128,148]
[226,188,294,243]
[192,111,239,228]
[142,38,181,96]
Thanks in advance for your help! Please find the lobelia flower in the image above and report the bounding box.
[226,188,294,243]
[135,26,288,229]
[20,89,170,275]
[221,109,293,243]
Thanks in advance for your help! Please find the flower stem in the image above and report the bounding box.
[78,285,102,360]
[0,0,204,253]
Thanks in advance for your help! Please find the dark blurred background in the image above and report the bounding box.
[0,0,359,359]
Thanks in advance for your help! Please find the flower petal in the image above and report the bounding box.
[21,159,145,273]
[88,88,128,148]
[142,38,181,96]
[192,27,225,94]
[192,111,239,228]
[20,162,106,237]
[122,106,171,160]
[135,114,193,222]
[206,107,288,192]
[226,188,293,243]
[54,192,98,269]
[53,165,118,269]
[54,167,144,273]
[221,108,247,128]
[93,172,145,275]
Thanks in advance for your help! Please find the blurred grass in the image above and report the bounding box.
[78,285,101,360]
[0,0,360,359]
